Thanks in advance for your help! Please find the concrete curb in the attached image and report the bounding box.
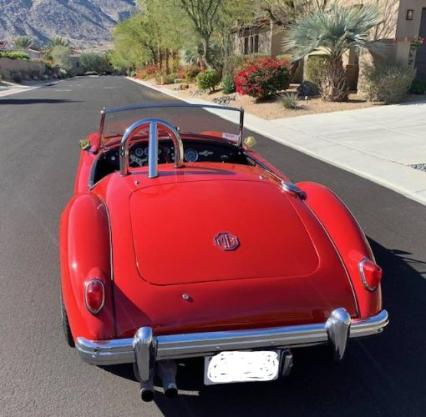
[127,77,426,206]
[0,85,36,98]
[0,80,60,98]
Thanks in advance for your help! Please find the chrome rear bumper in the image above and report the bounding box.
[75,309,388,367]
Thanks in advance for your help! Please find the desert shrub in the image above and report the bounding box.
[305,55,329,87]
[282,93,299,109]
[175,66,186,80]
[184,64,201,81]
[235,57,290,99]
[50,45,72,72]
[135,68,147,79]
[222,73,235,94]
[363,64,415,104]
[155,72,176,85]
[0,51,30,60]
[80,53,111,74]
[135,64,158,80]
[196,69,221,92]
[145,64,159,76]
[409,79,426,94]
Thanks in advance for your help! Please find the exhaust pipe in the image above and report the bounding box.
[158,360,178,398]
[140,380,155,402]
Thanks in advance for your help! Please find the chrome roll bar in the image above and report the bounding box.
[119,117,184,177]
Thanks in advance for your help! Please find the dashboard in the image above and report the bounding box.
[92,139,250,184]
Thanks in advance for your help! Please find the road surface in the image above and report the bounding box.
[0,76,425,417]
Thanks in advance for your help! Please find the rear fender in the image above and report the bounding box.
[297,181,382,319]
[60,193,114,340]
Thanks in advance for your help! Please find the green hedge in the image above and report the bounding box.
[0,51,30,60]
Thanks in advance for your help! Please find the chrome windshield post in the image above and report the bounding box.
[120,117,184,177]
[238,107,244,148]
[148,122,158,178]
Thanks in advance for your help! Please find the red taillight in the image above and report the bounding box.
[84,279,105,314]
[359,258,382,291]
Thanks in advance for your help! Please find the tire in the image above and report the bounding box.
[61,295,75,348]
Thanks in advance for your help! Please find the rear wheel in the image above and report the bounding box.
[61,295,75,347]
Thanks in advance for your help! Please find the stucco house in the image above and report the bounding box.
[232,0,426,85]
[232,17,286,57]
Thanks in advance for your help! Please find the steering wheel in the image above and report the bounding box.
[119,118,184,178]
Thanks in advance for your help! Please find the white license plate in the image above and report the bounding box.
[204,350,280,385]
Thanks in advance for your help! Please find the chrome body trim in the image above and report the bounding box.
[76,309,389,366]
[245,155,306,200]
[119,117,184,177]
[281,182,307,200]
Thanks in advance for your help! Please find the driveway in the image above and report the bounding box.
[269,99,426,203]
[0,76,425,417]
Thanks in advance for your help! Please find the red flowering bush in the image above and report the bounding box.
[136,64,158,80]
[175,66,186,80]
[235,57,290,99]
[144,64,158,76]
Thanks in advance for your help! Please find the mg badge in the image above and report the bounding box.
[214,232,240,251]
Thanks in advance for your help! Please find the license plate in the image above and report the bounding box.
[204,350,280,385]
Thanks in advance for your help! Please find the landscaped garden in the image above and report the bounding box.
[136,56,377,120]
[111,0,424,120]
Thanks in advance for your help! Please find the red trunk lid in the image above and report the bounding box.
[102,171,358,336]
[130,179,320,285]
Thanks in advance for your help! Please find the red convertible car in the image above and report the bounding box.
[60,103,388,401]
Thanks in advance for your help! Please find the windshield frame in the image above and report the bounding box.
[99,102,245,148]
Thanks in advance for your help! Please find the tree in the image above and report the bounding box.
[14,36,33,49]
[178,0,224,67]
[260,0,329,25]
[284,4,383,101]
[112,13,154,70]
[215,0,256,71]
[138,0,193,73]
[50,45,72,72]
[80,53,111,74]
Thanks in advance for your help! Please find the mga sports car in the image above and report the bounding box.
[60,103,388,402]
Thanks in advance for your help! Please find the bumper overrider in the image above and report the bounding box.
[76,308,388,369]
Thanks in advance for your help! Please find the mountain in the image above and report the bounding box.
[0,0,137,48]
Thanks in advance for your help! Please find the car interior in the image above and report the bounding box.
[91,137,252,185]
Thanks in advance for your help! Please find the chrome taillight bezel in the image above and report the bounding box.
[358,257,381,292]
[84,279,105,315]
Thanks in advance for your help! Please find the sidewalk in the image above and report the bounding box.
[0,79,57,98]
[128,77,426,205]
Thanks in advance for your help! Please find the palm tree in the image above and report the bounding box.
[14,36,33,50]
[49,37,70,48]
[284,4,383,101]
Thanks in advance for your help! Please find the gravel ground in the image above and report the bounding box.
[410,163,426,172]
[153,80,378,119]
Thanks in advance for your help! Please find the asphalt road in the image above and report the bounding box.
[0,76,425,417]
